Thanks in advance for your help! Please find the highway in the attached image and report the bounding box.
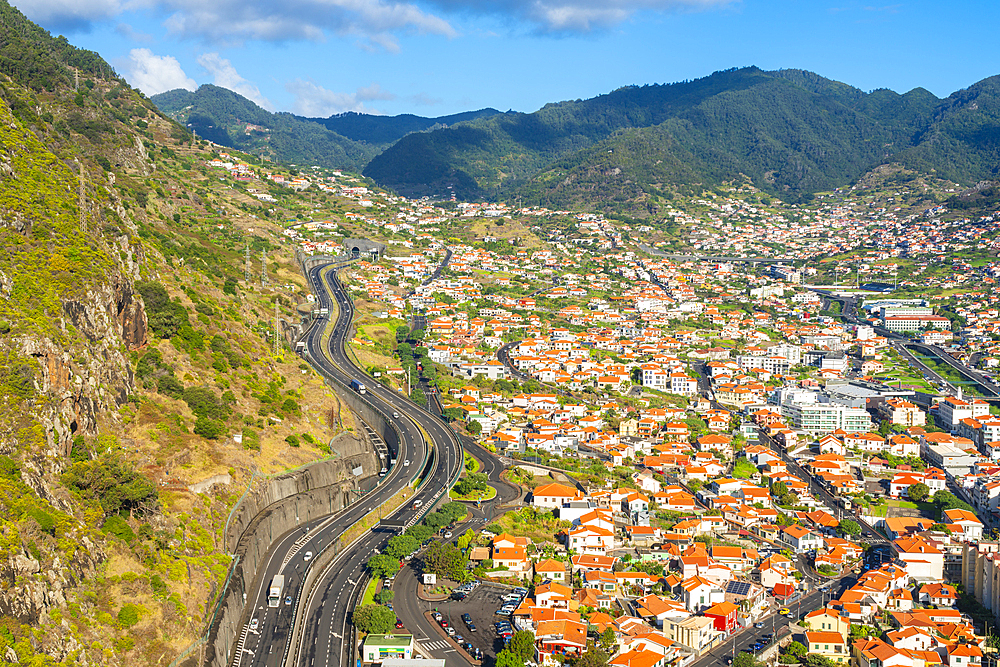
[822,291,1000,399]
[233,261,464,667]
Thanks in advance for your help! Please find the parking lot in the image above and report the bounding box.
[431,582,523,661]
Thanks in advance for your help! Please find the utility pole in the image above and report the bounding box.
[274,299,280,355]
[245,244,252,284]
[261,249,268,287]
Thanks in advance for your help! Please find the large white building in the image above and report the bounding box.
[938,396,991,428]
[773,388,872,436]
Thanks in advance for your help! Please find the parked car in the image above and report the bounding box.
[432,612,443,621]
[462,614,473,623]
[395,619,404,629]
[467,622,477,632]
[445,627,456,637]
[249,618,259,631]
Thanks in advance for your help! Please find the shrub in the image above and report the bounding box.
[117,604,141,628]
[62,455,158,517]
[193,416,226,440]
[102,515,136,543]
[27,508,55,536]
[285,435,300,447]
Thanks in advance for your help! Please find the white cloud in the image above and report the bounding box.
[426,0,735,31]
[11,0,122,29]
[357,83,397,102]
[124,48,196,95]
[196,52,274,110]
[17,0,729,41]
[285,79,389,117]
[115,22,153,42]
[161,0,455,48]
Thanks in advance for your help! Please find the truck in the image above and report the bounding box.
[350,379,366,394]
[268,574,284,608]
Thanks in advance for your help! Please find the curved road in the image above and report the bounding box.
[233,261,464,667]
[294,264,465,667]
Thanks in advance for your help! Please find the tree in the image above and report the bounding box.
[599,628,617,651]
[837,519,861,537]
[733,654,762,667]
[457,529,475,550]
[376,589,395,604]
[509,631,535,662]
[495,650,524,667]
[771,481,788,497]
[576,645,611,667]
[406,524,433,543]
[423,541,467,580]
[352,604,396,634]
[907,483,929,502]
[386,534,420,560]
[366,554,400,579]
[785,641,807,658]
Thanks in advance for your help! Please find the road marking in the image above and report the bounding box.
[421,640,450,651]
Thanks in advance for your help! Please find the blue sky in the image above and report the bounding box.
[12,0,1000,117]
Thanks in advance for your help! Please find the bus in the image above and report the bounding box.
[268,574,284,608]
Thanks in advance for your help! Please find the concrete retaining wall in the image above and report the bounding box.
[203,383,404,667]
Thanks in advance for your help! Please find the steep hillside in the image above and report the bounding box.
[152,84,376,169]
[0,2,360,663]
[896,74,1000,183]
[152,85,500,170]
[364,66,951,208]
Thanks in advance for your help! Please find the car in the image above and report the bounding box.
[393,412,400,419]
[452,592,467,601]
[385,579,394,587]
[462,614,473,623]
[379,468,387,477]
[474,648,483,660]
[446,627,456,637]
[439,619,449,628]
[395,620,404,629]
[779,607,791,615]
[455,635,465,644]
[303,551,313,561]
[754,622,764,628]
[432,612,443,621]
[444,532,453,539]
[284,596,292,606]
[462,642,474,652]
[725,659,733,666]
[467,622,477,632]
[249,618,259,631]
[404,459,411,467]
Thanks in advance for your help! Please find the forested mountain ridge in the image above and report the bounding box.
[152,84,500,170]
[153,67,1000,214]
[365,66,973,207]
[0,1,351,663]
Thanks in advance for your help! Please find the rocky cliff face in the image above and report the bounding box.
[18,272,148,460]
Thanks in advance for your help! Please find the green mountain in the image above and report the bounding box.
[303,108,501,144]
[364,66,963,207]
[151,85,499,170]
[894,74,1000,183]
